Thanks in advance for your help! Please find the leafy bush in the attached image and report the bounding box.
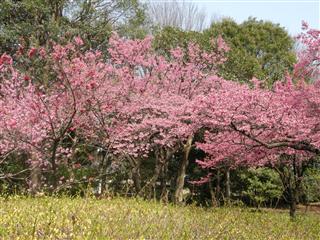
[302,167,320,203]
[237,168,283,208]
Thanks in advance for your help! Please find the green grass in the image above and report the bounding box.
[0,196,319,239]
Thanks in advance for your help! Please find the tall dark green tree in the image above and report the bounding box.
[153,18,296,86]
[204,18,296,86]
[152,26,202,56]
[0,0,147,54]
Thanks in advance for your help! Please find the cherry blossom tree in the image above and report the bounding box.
[195,57,320,217]
[294,21,320,80]
[79,33,229,200]
[0,38,91,191]
[0,32,229,198]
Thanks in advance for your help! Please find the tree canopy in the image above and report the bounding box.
[0,0,147,54]
[154,18,296,86]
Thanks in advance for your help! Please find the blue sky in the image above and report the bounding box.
[149,0,320,36]
[197,0,320,35]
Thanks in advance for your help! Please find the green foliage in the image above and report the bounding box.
[0,0,147,54]
[0,153,29,194]
[153,26,201,56]
[0,0,66,52]
[153,18,296,86]
[302,167,320,203]
[237,168,283,207]
[204,18,296,86]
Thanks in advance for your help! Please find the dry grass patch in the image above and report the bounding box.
[0,196,319,239]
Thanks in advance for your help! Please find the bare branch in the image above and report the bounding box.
[146,0,208,31]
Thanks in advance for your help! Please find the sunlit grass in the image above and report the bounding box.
[0,196,319,239]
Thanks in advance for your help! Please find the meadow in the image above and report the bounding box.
[0,196,319,239]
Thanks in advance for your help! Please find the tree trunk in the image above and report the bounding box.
[50,140,59,189]
[138,149,164,199]
[289,157,303,219]
[127,155,142,194]
[147,159,163,200]
[285,183,298,219]
[132,164,142,194]
[30,158,41,195]
[289,190,297,218]
[208,176,218,207]
[51,0,64,23]
[160,160,169,203]
[174,135,193,204]
[98,151,109,196]
[216,168,221,204]
[139,147,174,199]
[275,155,305,219]
[225,167,231,202]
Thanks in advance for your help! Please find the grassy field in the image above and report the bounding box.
[0,196,319,239]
